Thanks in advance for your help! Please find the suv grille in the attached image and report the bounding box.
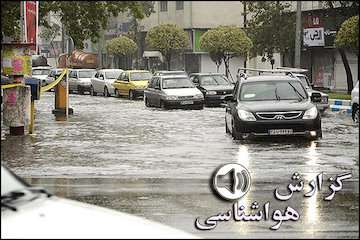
[256,111,303,120]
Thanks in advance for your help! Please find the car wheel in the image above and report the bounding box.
[104,87,110,97]
[129,90,134,100]
[114,89,120,98]
[225,118,230,134]
[160,101,166,109]
[231,118,241,140]
[353,107,359,123]
[145,96,150,107]
[78,86,84,95]
[90,86,96,96]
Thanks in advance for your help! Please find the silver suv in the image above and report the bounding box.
[144,75,204,110]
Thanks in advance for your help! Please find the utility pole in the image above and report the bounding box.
[243,1,247,71]
[294,1,302,68]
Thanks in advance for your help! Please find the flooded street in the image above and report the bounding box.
[2,92,359,238]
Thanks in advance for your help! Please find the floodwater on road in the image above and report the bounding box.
[1,92,359,238]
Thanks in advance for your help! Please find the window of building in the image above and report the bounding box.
[176,1,184,10]
[160,1,168,12]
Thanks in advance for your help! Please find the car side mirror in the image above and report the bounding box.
[311,93,322,103]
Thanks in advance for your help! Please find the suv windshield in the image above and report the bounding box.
[162,78,194,89]
[79,70,96,78]
[131,72,152,81]
[105,70,122,79]
[240,81,307,101]
[32,69,50,75]
[200,75,231,86]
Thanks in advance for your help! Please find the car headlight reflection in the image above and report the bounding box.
[206,91,217,95]
[303,106,318,119]
[194,94,204,99]
[238,110,256,121]
[166,95,178,100]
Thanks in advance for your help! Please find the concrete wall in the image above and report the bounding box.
[333,50,358,91]
[200,54,244,82]
[140,1,244,31]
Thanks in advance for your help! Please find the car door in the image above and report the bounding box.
[153,78,162,107]
[68,70,77,91]
[225,79,240,130]
[120,72,130,96]
[95,71,105,93]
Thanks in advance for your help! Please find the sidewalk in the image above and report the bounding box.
[328,99,352,114]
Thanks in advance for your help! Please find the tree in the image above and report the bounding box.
[335,15,359,52]
[1,1,21,42]
[105,36,137,68]
[127,1,155,68]
[39,22,61,60]
[245,1,295,67]
[325,1,359,93]
[145,24,189,70]
[1,1,150,48]
[200,25,253,78]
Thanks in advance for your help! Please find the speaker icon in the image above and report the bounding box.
[212,163,251,201]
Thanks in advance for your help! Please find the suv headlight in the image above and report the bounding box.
[303,106,318,119]
[194,94,204,99]
[238,110,256,121]
[166,95,178,100]
[206,90,217,95]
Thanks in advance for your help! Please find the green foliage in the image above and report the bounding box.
[38,1,151,49]
[335,15,359,51]
[105,36,138,56]
[200,25,252,57]
[200,25,252,74]
[245,1,295,61]
[145,24,189,69]
[1,1,21,41]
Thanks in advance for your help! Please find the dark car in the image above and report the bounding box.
[189,73,234,106]
[225,75,322,140]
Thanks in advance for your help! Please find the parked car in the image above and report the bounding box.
[90,69,123,97]
[189,73,234,106]
[153,70,188,77]
[68,69,97,95]
[144,75,204,110]
[276,67,329,112]
[32,66,52,86]
[351,81,359,123]
[46,68,65,85]
[225,75,322,140]
[112,70,152,99]
[1,165,194,238]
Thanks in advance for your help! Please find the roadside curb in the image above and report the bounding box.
[328,99,352,114]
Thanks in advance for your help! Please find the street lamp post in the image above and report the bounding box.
[294,1,302,68]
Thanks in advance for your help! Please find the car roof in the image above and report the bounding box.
[158,75,189,79]
[190,72,225,76]
[243,75,299,82]
[156,71,186,73]
[125,70,151,73]
[32,66,52,69]
[100,69,123,72]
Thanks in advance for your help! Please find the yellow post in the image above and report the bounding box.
[29,100,35,134]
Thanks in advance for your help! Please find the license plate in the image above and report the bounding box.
[180,100,193,105]
[269,129,293,135]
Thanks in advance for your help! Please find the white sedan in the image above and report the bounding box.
[1,165,195,239]
[90,69,123,97]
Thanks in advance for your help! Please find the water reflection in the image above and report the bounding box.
[236,145,250,169]
[305,141,320,166]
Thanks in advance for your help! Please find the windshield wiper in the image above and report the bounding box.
[288,82,305,101]
[1,191,25,211]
